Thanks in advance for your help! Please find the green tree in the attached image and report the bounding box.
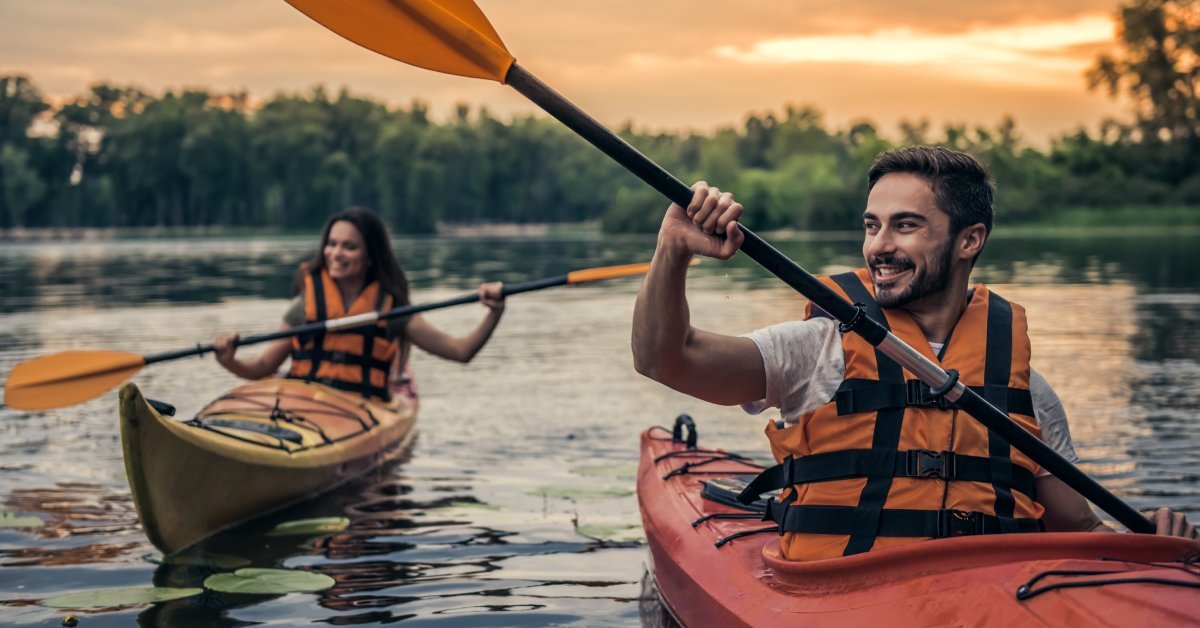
[0,143,45,228]
[1089,0,1199,143]
[0,76,48,146]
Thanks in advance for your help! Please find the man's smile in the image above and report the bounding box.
[870,260,915,287]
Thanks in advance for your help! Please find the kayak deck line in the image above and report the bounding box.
[119,378,419,554]
[638,418,1200,627]
[182,384,389,453]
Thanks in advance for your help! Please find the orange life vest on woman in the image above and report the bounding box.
[745,268,1044,561]
[287,268,397,402]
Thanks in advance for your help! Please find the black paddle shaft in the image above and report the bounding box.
[142,275,569,365]
[504,63,1154,534]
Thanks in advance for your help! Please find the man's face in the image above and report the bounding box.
[862,173,955,309]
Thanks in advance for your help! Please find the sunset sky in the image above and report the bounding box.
[1,0,1132,143]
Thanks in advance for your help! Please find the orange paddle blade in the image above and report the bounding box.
[566,259,697,284]
[4,350,146,410]
[283,0,514,82]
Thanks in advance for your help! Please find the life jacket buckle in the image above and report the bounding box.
[906,379,953,410]
[760,497,789,536]
[937,509,985,538]
[906,449,957,479]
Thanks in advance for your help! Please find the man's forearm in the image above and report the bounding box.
[632,241,694,382]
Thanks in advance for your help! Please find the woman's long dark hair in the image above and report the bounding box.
[294,207,411,308]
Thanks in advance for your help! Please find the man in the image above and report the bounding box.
[632,146,1194,560]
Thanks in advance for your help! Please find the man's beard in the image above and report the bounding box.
[869,241,954,308]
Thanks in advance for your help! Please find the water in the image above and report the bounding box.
[0,231,1197,626]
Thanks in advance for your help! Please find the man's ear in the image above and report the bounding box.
[958,223,987,261]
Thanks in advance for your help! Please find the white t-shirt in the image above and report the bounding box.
[741,317,1080,467]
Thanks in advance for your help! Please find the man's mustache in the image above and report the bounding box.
[868,256,916,272]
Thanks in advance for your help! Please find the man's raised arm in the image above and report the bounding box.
[631,182,765,406]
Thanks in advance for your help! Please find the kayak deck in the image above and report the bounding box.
[120,378,418,555]
[638,422,1200,627]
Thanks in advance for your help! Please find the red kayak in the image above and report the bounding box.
[638,417,1200,627]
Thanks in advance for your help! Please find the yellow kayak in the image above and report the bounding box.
[118,378,418,554]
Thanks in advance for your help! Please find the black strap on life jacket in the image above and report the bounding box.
[985,292,1018,529]
[359,289,388,399]
[831,272,906,555]
[737,448,1036,505]
[750,272,1040,556]
[289,270,393,402]
[760,501,1043,539]
[304,268,328,383]
[290,350,391,372]
[832,378,1035,416]
[303,376,390,402]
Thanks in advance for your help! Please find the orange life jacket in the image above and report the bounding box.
[746,269,1044,561]
[287,268,397,402]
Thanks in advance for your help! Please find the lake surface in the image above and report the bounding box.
[0,231,1197,626]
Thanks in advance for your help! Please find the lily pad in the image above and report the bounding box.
[164,552,252,569]
[204,568,335,594]
[441,500,500,511]
[266,516,350,537]
[42,586,202,609]
[0,510,42,528]
[569,462,639,480]
[531,486,633,500]
[576,523,644,542]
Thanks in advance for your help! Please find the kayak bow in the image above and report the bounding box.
[120,378,418,554]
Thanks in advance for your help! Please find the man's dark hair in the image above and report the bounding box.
[867,146,994,237]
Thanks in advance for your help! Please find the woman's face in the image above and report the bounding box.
[324,220,369,283]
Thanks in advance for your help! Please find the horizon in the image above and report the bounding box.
[3,1,1132,144]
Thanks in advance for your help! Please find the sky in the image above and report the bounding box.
[0,0,1133,143]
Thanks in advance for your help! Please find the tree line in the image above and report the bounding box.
[0,0,1196,234]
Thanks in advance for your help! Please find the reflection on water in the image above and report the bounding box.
[0,232,1197,625]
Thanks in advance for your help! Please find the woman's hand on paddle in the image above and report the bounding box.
[479,282,505,314]
[1149,507,1198,540]
[659,181,744,260]
[213,334,239,368]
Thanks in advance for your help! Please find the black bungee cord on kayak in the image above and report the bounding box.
[185,387,368,451]
[650,419,758,480]
[1015,560,1200,600]
[652,416,785,548]
[1011,555,1200,599]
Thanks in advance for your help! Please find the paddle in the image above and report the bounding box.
[277,0,1156,534]
[3,261,662,411]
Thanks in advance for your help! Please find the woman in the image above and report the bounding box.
[213,207,505,403]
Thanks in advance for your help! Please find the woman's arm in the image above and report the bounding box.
[213,326,293,380]
[405,282,505,363]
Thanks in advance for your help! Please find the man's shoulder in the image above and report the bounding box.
[742,317,842,363]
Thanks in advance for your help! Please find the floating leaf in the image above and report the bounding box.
[266,517,350,537]
[576,523,644,542]
[441,500,499,511]
[42,586,202,609]
[531,486,633,500]
[569,462,638,480]
[204,568,335,594]
[0,510,42,528]
[164,552,252,569]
